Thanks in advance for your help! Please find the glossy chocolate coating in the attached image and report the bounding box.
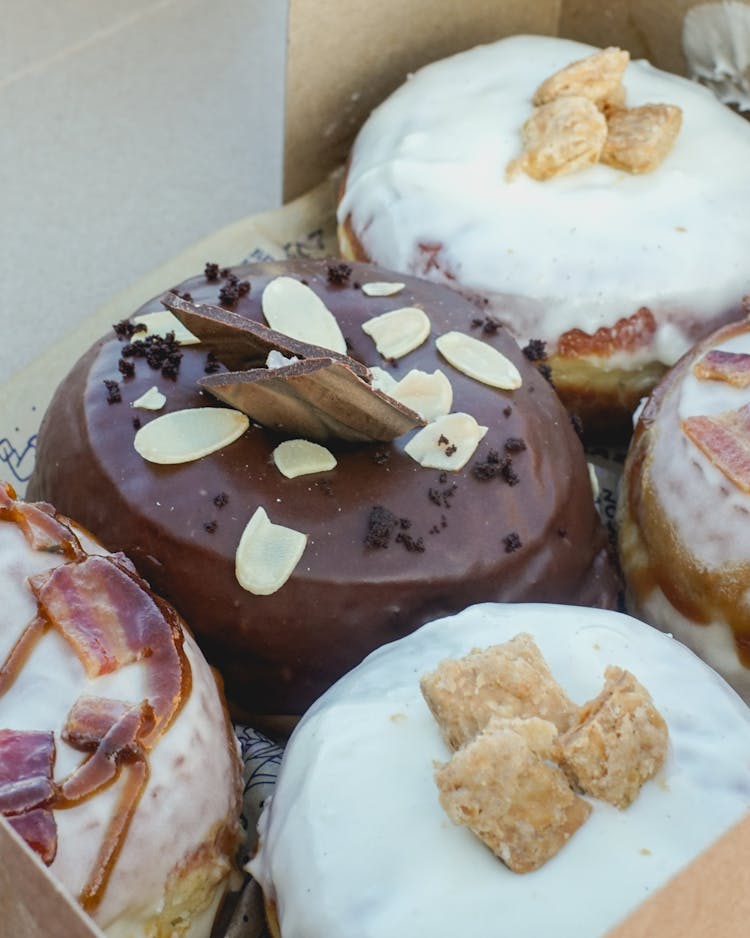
[29,260,618,716]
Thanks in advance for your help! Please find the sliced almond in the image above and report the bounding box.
[369,366,399,394]
[404,413,488,471]
[261,276,347,354]
[362,307,430,359]
[133,408,249,464]
[133,310,200,346]
[235,506,307,595]
[436,332,522,390]
[163,293,368,378]
[361,281,406,297]
[201,358,424,444]
[131,386,166,411]
[272,439,337,478]
[390,369,453,421]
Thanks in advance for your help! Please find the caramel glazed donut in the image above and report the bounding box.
[0,483,242,938]
[337,35,750,436]
[618,313,750,703]
[28,258,619,722]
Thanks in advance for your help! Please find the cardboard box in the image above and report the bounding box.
[2,0,750,934]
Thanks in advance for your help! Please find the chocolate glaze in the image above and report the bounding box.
[28,260,619,716]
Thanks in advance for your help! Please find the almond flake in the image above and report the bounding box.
[362,307,430,359]
[601,104,682,174]
[369,366,399,394]
[131,386,166,411]
[261,277,346,354]
[133,310,200,346]
[436,332,522,390]
[272,439,337,478]
[235,506,307,595]
[533,47,630,110]
[361,281,406,297]
[404,413,488,471]
[133,407,249,464]
[508,96,607,181]
[390,369,453,421]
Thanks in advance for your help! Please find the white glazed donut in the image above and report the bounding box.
[619,313,750,703]
[0,484,242,937]
[249,602,750,938]
[338,35,750,435]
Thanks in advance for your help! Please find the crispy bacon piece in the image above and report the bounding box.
[0,482,83,557]
[693,350,750,388]
[29,556,188,745]
[0,729,55,814]
[682,403,750,493]
[60,698,154,802]
[7,808,57,865]
[0,730,57,864]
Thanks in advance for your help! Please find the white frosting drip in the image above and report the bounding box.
[339,36,750,363]
[0,520,239,935]
[249,603,750,938]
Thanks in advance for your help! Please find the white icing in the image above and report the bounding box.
[0,520,239,936]
[650,325,750,572]
[339,35,750,365]
[249,603,750,938]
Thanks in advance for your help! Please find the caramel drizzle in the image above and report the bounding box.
[0,481,191,910]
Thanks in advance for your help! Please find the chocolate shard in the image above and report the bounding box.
[200,358,425,444]
[161,292,370,379]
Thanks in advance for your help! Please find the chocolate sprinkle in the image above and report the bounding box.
[104,380,121,404]
[522,339,547,362]
[205,262,220,282]
[213,492,229,508]
[327,262,352,286]
[113,319,147,341]
[364,505,399,549]
[470,315,502,336]
[204,351,222,375]
[204,520,218,534]
[118,358,135,379]
[395,531,425,553]
[121,333,183,380]
[503,532,522,553]
[132,416,142,430]
[504,437,526,454]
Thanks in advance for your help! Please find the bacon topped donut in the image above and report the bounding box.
[618,312,750,702]
[0,482,241,936]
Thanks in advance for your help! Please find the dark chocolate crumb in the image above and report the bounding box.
[122,333,183,379]
[429,524,441,535]
[213,492,229,508]
[437,434,449,446]
[237,280,251,297]
[204,262,220,281]
[113,319,147,341]
[501,461,520,486]
[445,443,457,457]
[204,520,218,534]
[504,437,526,454]
[503,405,513,418]
[118,358,135,379]
[438,471,448,484]
[316,479,333,496]
[219,277,240,307]
[428,487,442,506]
[557,528,567,538]
[220,267,232,279]
[503,532,522,553]
[132,416,142,430]
[352,281,361,290]
[472,449,504,480]
[372,449,390,466]
[441,514,447,528]
[180,291,193,302]
[399,517,412,530]
[470,315,502,335]
[104,380,121,404]
[364,505,399,549]
[522,339,547,362]
[570,413,585,439]
[395,531,425,553]
[327,262,352,286]
[428,481,458,508]
[204,351,222,374]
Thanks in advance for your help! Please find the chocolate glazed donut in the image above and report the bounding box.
[28,259,619,719]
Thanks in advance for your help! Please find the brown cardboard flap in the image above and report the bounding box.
[606,812,750,937]
[284,0,562,200]
[0,816,105,938]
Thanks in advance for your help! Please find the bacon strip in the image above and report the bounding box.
[0,730,56,814]
[693,350,750,388]
[0,614,47,697]
[30,555,188,744]
[7,808,57,865]
[0,482,83,558]
[682,403,750,493]
[60,698,155,803]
